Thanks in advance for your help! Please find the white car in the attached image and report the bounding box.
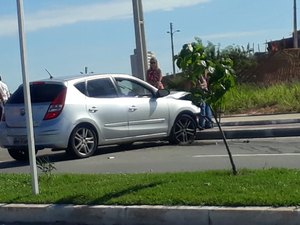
[0,74,200,161]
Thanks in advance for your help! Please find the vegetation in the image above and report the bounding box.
[165,40,300,115]
[221,44,257,83]
[222,82,300,115]
[164,76,300,115]
[175,38,236,110]
[1,168,300,206]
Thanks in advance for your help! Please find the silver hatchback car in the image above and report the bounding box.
[0,74,200,161]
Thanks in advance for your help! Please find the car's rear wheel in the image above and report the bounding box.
[7,148,38,161]
[67,124,98,159]
[169,114,197,145]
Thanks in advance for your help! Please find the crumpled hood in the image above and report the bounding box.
[164,91,192,100]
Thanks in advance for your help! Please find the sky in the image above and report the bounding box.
[0,0,295,92]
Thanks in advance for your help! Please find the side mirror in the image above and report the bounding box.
[156,89,170,98]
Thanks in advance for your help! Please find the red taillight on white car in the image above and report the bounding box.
[43,88,67,120]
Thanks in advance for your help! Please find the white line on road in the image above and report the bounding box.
[193,153,300,158]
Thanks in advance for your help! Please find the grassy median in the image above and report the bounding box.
[222,82,300,114]
[1,168,300,207]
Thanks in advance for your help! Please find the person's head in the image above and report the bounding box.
[149,57,158,69]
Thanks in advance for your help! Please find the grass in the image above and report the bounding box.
[165,77,300,115]
[1,168,300,207]
[222,82,300,114]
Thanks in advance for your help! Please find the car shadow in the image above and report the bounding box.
[0,160,29,169]
[37,141,170,163]
[94,141,169,156]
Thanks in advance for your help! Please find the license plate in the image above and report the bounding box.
[13,136,28,145]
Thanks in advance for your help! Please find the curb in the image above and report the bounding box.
[196,124,300,140]
[220,118,300,126]
[1,204,300,225]
[196,115,300,140]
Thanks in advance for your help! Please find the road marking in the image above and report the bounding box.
[193,153,300,158]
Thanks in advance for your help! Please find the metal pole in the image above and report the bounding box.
[132,0,147,81]
[16,0,39,194]
[138,0,148,79]
[294,0,298,48]
[167,22,180,75]
[170,23,175,75]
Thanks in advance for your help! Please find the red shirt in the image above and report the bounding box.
[146,68,163,89]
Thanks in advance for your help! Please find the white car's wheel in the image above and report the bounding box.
[169,114,197,145]
[67,125,98,159]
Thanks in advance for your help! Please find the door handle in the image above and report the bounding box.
[129,105,138,112]
[88,107,98,113]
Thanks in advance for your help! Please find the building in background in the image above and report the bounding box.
[267,31,300,53]
[146,51,155,68]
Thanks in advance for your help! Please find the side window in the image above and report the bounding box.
[116,78,153,98]
[87,78,117,98]
[74,82,86,95]
[116,79,132,96]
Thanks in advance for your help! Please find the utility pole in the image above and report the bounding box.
[132,0,147,81]
[294,0,298,48]
[167,22,180,75]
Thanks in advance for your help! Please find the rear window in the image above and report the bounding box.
[7,83,66,104]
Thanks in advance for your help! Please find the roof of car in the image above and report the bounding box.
[13,73,154,91]
[36,73,136,83]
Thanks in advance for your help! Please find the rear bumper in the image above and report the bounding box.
[0,123,71,150]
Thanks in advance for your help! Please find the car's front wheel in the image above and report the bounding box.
[169,114,197,145]
[7,148,38,161]
[67,125,98,159]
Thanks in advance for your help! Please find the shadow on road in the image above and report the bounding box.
[0,141,169,169]
[0,160,28,169]
[0,140,216,169]
[40,141,170,163]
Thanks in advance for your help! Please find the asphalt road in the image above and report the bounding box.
[1,137,300,174]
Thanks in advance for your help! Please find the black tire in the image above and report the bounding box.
[8,148,38,161]
[67,124,98,159]
[169,114,197,145]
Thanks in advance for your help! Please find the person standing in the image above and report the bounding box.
[0,76,10,120]
[198,73,213,129]
[146,57,164,89]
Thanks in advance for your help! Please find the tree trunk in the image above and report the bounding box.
[210,105,237,175]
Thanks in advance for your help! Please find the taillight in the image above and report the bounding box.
[43,88,67,120]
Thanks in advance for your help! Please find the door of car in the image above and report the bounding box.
[85,77,129,141]
[115,78,169,137]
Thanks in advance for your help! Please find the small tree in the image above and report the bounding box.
[175,38,237,175]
